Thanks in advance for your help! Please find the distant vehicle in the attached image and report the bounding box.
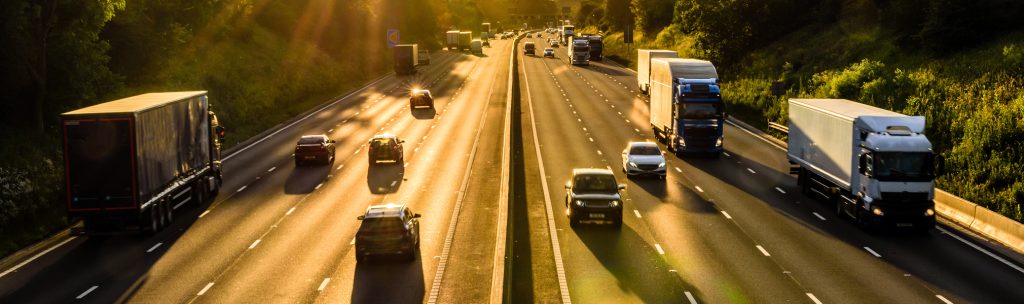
[570,39,590,66]
[481,22,491,38]
[621,142,667,179]
[526,33,532,38]
[649,58,724,157]
[409,89,434,109]
[523,41,536,55]
[368,133,405,165]
[417,49,430,65]
[788,99,936,233]
[559,25,575,45]
[549,40,559,48]
[580,34,603,61]
[543,48,555,57]
[565,168,626,227]
[62,91,225,235]
[294,134,336,166]
[471,39,483,55]
[458,31,472,51]
[446,30,460,50]
[355,203,421,262]
[637,49,679,94]
[393,44,418,75]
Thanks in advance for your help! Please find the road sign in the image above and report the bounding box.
[387,29,400,48]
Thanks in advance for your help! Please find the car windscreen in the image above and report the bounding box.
[298,137,323,145]
[629,145,661,155]
[359,217,405,234]
[573,174,618,193]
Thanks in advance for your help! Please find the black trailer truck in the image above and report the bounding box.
[62,91,225,235]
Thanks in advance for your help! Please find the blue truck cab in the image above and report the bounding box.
[672,78,725,155]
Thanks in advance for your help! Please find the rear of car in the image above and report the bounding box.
[410,90,434,109]
[368,135,404,165]
[524,42,536,55]
[355,204,421,262]
[294,135,335,166]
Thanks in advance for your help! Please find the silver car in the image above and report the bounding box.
[621,142,667,179]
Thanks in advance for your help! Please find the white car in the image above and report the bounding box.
[621,142,667,179]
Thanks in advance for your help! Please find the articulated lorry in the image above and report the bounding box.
[788,99,936,232]
[393,44,419,75]
[62,91,225,235]
[637,49,678,94]
[649,58,724,156]
[481,22,491,39]
[446,30,460,50]
[586,35,603,61]
[569,39,590,66]
[458,31,472,51]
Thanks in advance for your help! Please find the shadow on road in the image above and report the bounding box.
[410,107,436,120]
[574,224,694,303]
[350,256,424,304]
[366,163,404,194]
[284,161,333,194]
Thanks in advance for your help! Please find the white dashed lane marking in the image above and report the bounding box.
[864,247,882,258]
[813,212,826,221]
[756,245,771,256]
[775,187,786,194]
[721,211,732,219]
[76,286,99,299]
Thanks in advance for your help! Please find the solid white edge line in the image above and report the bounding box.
[317,278,331,291]
[756,245,771,256]
[197,282,214,296]
[0,236,76,278]
[76,285,99,299]
[806,293,823,304]
[146,243,163,253]
[936,226,1024,274]
[863,246,882,258]
[427,46,500,304]
[936,294,954,304]
[654,244,665,255]
[721,211,732,219]
[523,50,573,304]
[813,212,827,221]
[223,74,392,161]
[685,291,698,304]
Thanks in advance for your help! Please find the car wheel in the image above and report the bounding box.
[164,200,174,225]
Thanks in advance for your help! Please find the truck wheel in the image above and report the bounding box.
[164,200,174,225]
[145,205,161,234]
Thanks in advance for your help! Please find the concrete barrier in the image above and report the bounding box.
[970,206,1024,253]
[934,189,978,227]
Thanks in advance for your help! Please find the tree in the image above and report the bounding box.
[604,0,633,31]
[631,0,673,34]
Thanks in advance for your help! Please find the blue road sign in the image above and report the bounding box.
[387,29,400,48]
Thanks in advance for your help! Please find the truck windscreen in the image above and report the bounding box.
[574,46,588,52]
[681,102,723,119]
[65,119,135,209]
[873,152,934,181]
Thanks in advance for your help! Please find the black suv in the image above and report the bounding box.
[565,168,626,227]
[368,134,404,165]
[355,204,421,262]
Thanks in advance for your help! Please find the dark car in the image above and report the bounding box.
[524,42,536,56]
[565,168,626,227]
[294,134,335,166]
[410,89,434,109]
[368,134,404,165]
[355,203,421,262]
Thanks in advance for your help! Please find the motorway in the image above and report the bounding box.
[514,34,1024,303]
[0,39,513,303]
[2,32,1024,304]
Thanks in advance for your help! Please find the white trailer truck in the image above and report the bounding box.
[446,30,460,50]
[637,49,678,94]
[787,98,936,232]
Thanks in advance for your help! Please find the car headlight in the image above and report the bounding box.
[678,138,686,147]
[924,208,935,216]
[628,162,638,168]
[716,137,723,147]
[610,200,620,207]
[575,200,585,207]
[872,207,884,216]
[658,162,666,168]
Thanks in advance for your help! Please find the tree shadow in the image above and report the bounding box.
[350,256,425,304]
[284,161,332,195]
[366,163,404,194]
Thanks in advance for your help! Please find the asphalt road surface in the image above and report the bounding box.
[2,33,1024,304]
[514,34,1024,303]
[0,39,513,304]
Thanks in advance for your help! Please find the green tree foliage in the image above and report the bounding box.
[604,0,633,31]
[631,0,674,34]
